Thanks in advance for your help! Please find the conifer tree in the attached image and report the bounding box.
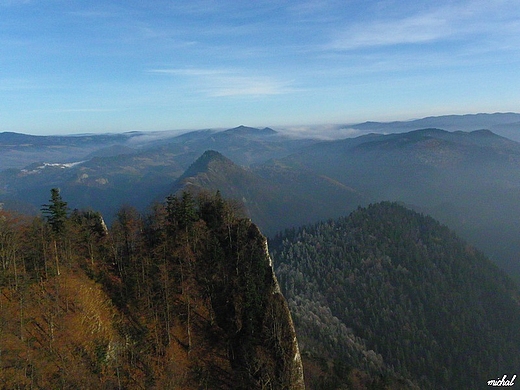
[41,188,69,275]
[41,188,68,236]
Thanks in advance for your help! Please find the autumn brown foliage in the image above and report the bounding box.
[0,191,304,389]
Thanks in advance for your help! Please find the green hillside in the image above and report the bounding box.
[271,202,520,389]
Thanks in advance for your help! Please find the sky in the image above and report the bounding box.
[1,0,519,135]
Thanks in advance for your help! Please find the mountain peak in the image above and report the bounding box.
[178,150,236,181]
[223,125,277,136]
[469,129,497,137]
[195,149,232,165]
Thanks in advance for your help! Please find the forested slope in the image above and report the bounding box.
[273,129,520,281]
[0,190,304,389]
[170,150,364,236]
[271,202,520,389]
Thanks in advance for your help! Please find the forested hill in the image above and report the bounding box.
[271,202,520,389]
[0,190,304,389]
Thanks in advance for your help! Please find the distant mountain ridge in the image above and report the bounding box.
[272,128,520,279]
[349,112,520,141]
[170,150,364,235]
[2,112,518,171]
[2,118,520,281]
[222,125,277,136]
[0,127,319,223]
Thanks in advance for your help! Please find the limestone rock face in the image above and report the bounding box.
[208,222,306,389]
[261,229,305,389]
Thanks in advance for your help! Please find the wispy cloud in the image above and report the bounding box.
[328,10,452,50]
[327,0,520,51]
[148,68,296,97]
[203,76,294,97]
[279,124,366,140]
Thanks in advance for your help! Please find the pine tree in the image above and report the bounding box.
[41,188,68,236]
[41,188,69,275]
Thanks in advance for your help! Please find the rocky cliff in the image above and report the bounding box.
[0,191,305,389]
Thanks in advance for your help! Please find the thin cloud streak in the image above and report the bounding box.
[149,68,297,97]
[328,11,453,50]
[204,77,295,97]
[327,0,520,51]
[279,124,366,140]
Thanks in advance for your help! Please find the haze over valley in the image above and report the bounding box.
[2,113,520,279]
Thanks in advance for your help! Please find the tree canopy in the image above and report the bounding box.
[1,190,303,389]
[271,202,520,389]
[41,188,68,236]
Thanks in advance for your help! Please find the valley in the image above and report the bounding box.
[2,114,520,281]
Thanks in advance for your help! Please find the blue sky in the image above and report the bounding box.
[1,0,519,135]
